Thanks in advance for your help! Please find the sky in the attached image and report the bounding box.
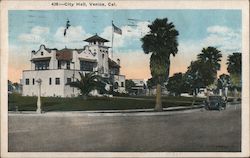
[8,9,242,82]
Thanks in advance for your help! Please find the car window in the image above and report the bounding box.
[209,96,221,101]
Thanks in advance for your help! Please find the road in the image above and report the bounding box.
[8,104,241,152]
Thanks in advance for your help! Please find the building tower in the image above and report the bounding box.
[84,34,110,76]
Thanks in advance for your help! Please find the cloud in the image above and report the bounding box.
[31,26,49,35]
[207,25,231,34]
[18,25,92,49]
[100,21,150,48]
[18,26,49,44]
[204,25,241,52]
[174,25,241,77]
[54,26,91,43]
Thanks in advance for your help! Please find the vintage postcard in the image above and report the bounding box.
[1,0,249,157]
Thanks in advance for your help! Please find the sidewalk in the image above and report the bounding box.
[8,102,241,117]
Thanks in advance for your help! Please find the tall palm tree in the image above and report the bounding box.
[196,47,222,98]
[66,71,105,99]
[197,46,222,77]
[141,18,179,111]
[227,52,242,100]
[227,52,241,75]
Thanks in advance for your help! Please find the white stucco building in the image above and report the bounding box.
[22,34,126,97]
[131,79,147,95]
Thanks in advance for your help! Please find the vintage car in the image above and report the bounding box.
[204,95,227,110]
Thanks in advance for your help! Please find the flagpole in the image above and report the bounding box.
[111,20,114,59]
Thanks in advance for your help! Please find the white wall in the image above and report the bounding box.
[113,75,126,93]
[88,45,109,74]
[31,45,56,70]
[22,69,82,97]
[23,42,126,97]
[74,47,98,71]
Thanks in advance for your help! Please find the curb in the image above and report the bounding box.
[8,105,204,117]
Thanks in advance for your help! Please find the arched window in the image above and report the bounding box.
[114,82,119,89]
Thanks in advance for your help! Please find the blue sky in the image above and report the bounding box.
[8,9,242,82]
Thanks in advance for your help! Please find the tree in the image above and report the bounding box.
[184,61,204,95]
[217,74,231,96]
[197,46,222,86]
[125,79,136,94]
[227,52,241,75]
[66,71,105,99]
[147,77,157,96]
[8,80,13,92]
[141,18,179,111]
[217,74,230,89]
[166,73,184,96]
[227,53,242,100]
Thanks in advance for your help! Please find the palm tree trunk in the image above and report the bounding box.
[233,88,237,102]
[155,84,163,111]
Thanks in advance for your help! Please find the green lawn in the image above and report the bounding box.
[8,93,205,111]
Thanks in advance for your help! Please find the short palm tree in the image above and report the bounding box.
[66,71,105,99]
[141,18,179,111]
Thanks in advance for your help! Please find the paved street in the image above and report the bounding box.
[8,104,241,152]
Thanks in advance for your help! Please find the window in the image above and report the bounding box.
[49,78,52,85]
[121,82,124,87]
[55,78,60,85]
[67,78,71,84]
[66,61,70,69]
[34,60,49,70]
[110,67,119,75]
[58,60,61,69]
[25,79,29,85]
[114,82,119,89]
[80,60,95,71]
[41,51,44,56]
[32,78,35,85]
[102,54,105,59]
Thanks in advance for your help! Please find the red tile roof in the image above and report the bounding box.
[56,48,73,60]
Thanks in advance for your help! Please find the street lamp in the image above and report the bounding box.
[36,78,42,114]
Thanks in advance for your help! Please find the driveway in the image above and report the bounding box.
[8,104,241,152]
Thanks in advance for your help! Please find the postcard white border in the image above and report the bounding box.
[1,0,249,157]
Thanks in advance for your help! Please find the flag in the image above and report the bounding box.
[64,19,71,36]
[112,23,122,35]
